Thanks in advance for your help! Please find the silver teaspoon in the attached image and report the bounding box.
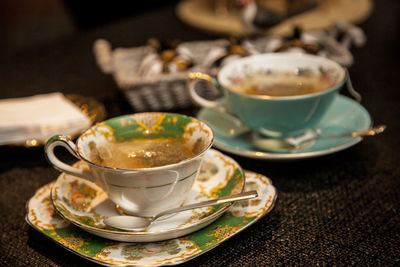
[104,190,258,232]
[251,125,386,152]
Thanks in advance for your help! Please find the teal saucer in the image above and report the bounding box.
[197,95,371,160]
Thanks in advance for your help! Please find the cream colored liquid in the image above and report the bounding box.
[89,138,195,169]
[231,72,334,97]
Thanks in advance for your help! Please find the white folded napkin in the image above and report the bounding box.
[0,93,92,145]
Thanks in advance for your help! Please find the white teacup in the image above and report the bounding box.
[45,113,214,217]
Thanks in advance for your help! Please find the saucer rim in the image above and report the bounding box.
[25,171,277,265]
[199,95,372,160]
[50,149,246,237]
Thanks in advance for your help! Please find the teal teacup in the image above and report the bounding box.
[188,53,346,138]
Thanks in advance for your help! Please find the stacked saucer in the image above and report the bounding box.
[26,149,277,266]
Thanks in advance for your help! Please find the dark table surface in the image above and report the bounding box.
[1,1,399,266]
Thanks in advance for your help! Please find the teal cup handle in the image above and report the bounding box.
[345,68,362,103]
[187,72,224,110]
[187,72,248,128]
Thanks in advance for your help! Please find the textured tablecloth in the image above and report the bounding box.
[0,1,399,266]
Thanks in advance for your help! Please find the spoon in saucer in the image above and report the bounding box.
[104,190,258,232]
[251,125,386,152]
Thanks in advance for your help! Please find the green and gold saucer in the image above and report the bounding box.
[26,150,276,266]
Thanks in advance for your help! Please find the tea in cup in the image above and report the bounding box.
[188,53,346,138]
[45,113,214,217]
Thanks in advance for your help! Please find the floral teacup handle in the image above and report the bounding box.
[45,135,94,181]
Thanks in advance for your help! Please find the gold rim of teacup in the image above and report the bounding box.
[217,53,346,101]
[75,112,215,173]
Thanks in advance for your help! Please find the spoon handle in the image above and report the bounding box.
[154,190,258,220]
[318,125,386,140]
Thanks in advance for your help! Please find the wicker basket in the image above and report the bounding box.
[94,39,229,111]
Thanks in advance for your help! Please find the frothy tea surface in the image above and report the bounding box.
[231,71,335,97]
[89,138,195,169]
